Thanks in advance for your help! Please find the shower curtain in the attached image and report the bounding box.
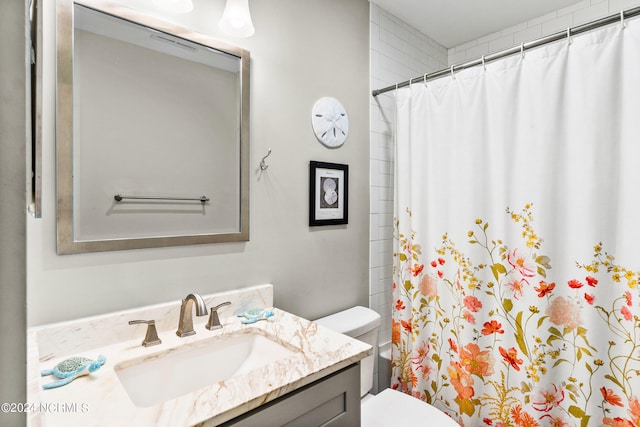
[391,17,640,427]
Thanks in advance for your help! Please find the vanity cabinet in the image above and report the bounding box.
[216,363,361,427]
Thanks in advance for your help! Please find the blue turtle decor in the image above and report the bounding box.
[40,355,106,390]
[237,308,274,324]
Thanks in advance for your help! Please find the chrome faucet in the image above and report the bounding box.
[176,293,208,337]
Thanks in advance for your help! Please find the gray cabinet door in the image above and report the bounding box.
[219,363,361,427]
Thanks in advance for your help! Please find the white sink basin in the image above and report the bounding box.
[115,330,296,407]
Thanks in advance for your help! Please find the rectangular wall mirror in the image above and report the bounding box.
[56,0,250,254]
[31,0,44,218]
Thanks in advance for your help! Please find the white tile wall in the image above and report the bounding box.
[448,0,640,65]
[369,4,447,347]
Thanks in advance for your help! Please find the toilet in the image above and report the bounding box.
[315,306,459,427]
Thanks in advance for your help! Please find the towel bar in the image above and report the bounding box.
[114,194,210,203]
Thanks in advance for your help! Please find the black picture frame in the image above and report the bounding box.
[309,161,348,226]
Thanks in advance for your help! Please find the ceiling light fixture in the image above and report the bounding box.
[219,0,255,37]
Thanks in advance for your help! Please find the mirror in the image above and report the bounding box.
[56,0,250,254]
[31,0,43,218]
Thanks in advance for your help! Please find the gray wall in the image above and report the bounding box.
[0,0,27,425]
[28,0,370,325]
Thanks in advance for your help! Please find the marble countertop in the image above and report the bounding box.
[27,285,370,427]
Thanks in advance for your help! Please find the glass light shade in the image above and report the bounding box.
[219,0,255,37]
[152,0,194,14]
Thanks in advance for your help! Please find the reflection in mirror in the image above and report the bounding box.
[56,0,250,254]
[30,0,43,218]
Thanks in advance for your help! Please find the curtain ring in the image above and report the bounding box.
[450,65,455,79]
[481,55,486,70]
[423,73,428,87]
[395,83,398,95]
[520,43,525,58]
[621,10,626,29]
[567,27,572,44]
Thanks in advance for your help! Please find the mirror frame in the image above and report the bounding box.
[56,0,250,254]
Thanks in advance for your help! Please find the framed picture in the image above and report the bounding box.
[309,161,348,226]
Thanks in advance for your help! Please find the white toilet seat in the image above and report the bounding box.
[361,389,459,426]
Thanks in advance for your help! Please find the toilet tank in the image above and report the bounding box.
[314,306,381,397]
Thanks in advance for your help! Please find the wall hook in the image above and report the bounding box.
[259,149,272,171]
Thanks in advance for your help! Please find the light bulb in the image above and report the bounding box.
[219,0,255,37]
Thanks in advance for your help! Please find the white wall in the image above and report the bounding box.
[0,0,28,425]
[369,4,448,346]
[28,0,370,326]
[449,0,640,64]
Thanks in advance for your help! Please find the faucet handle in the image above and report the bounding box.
[206,302,232,330]
[129,320,162,347]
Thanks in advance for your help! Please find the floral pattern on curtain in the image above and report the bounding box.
[392,205,639,426]
[390,16,640,427]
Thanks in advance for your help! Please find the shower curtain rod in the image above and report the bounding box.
[372,5,640,97]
